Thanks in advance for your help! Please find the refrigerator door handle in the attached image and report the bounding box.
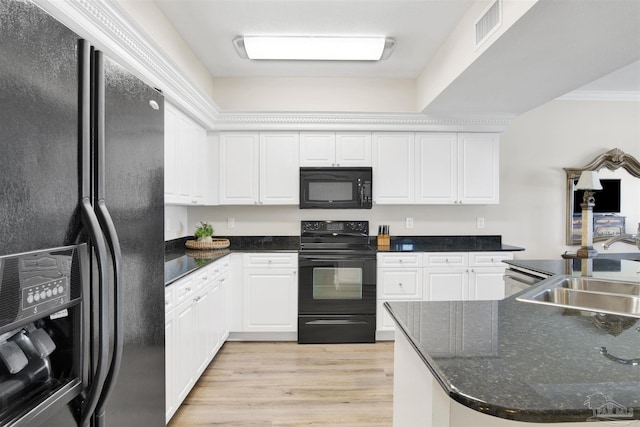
[92,49,124,427]
[78,40,111,427]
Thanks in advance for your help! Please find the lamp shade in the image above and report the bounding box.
[575,171,603,190]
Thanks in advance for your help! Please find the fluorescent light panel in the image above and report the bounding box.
[241,36,387,61]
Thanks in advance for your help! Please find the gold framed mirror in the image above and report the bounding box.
[564,148,640,245]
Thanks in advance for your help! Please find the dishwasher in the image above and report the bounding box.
[504,267,549,297]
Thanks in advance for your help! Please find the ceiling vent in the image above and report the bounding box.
[475,0,502,48]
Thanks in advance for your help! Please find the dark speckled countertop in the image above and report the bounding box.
[165,236,299,285]
[385,258,640,423]
[165,235,523,285]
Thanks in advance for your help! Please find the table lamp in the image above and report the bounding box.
[575,170,602,275]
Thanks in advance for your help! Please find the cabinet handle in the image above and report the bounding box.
[185,287,191,292]
[193,296,201,302]
[399,259,403,264]
[398,283,403,287]
[202,276,208,281]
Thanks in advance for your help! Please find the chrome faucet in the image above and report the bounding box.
[602,233,640,250]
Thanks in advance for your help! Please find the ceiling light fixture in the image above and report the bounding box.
[233,36,396,61]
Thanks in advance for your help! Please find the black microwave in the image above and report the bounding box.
[299,167,372,209]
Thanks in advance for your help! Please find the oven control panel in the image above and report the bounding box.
[301,220,369,234]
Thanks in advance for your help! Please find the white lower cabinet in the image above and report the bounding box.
[376,253,423,334]
[165,256,230,423]
[241,253,298,333]
[377,251,513,338]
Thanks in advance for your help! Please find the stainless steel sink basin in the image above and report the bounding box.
[516,275,640,318]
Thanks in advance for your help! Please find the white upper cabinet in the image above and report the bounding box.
[457,133,499,204]
[372,132,415,204]
[335,132,372,166]
[415,132,499,205]
[219,132,299,205]
[164,103,179,204]
[164,102,209,205]
[219,132,260,205]
[415,133,458,204]
[300,132,371,167]
[259,132,300,205]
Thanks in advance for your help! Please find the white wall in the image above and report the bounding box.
[166,99,640,259]
[164,205,188,240]
[117,0,216,102]
[211,77,416,112]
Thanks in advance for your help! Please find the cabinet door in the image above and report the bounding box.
[299,132,336,166]
[259,132,299,204]
[372,132,415,204]
[243,269,297,332]
[415,133,457,204]
[335,132,371,166]
[424,268,468,301]
[469,267,507,300]
[177,114,196,204]
[164,103,179,204]
[174,300,197,404]
[458,133,499,204]
[192,125,207,204]
[165,309,176,422]
[194,287,215,375]
[378,268,423,300]
[219,132,259,204]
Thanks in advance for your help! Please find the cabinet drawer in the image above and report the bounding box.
[165,285,176,313]
[195,266,214,290]
[377,253,422,267]
[424,252,468,267]
[469,252,513,267]
[378,269,422,299]
[175,277,195,305]
[243,253,297,268]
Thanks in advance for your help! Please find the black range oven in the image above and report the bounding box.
[298,221,376,344]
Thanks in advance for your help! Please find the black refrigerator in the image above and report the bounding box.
[0,0,165,426]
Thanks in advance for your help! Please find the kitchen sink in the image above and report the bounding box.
[516,275,640,318]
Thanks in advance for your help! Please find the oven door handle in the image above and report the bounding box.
[305,320,370,326]
[299,255,371,262]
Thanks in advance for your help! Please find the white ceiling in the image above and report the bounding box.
[154,0,640,115]
[153,0,475,78]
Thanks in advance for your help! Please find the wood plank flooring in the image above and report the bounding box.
[168,341,394,426]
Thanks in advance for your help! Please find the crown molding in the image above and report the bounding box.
[556,90,640,102]
[32,0,511,132]
[213,112,513,132]
[32,0,220,129]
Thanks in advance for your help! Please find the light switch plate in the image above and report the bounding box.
[476,217,485,229]
[227,217,235,228]
[405,217,414,228]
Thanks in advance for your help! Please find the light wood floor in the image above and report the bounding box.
[168,341,394,426]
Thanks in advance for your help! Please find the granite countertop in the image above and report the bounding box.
[385,262,640,423]
[165,235,524,285]
[379,235,524,252]
[165,236,299,285]
[506,254,640,279]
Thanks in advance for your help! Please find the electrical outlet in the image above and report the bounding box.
[476,217,485,229]
[406,217,414,229]
[227,217,235,228]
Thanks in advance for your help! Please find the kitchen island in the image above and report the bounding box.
[385,259,640,426]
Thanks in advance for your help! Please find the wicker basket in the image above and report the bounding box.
[185,238,230,250]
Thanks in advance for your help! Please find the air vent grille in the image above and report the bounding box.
[475,0,501,47]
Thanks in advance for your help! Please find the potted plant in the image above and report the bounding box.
[193,221,214,243]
